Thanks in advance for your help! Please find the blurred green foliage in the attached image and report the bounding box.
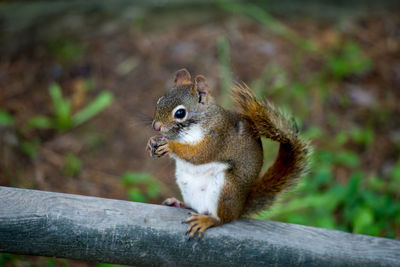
[47,38,86,63]
[220,2,316,51]
[28,83,113,132]
[20,138,41,159]
[0,110,15,126]
[217,35,233,108]
[219,3,398,239]
[260,148,400,238]
[326,42,373,79]
[0,82,113,161]
[121,172,161,203]
[215,8,396,237]
[0,253,13,266]
[63,152,83,176]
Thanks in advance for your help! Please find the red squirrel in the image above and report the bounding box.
[147,69,310,239]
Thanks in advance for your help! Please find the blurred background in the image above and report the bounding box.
[0,0,399,265]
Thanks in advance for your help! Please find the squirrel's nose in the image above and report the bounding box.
[153,121,162,131]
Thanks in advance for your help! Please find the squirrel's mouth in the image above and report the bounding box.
[155,118,199,140]
[152,120,173,134]
[156,124,178,139]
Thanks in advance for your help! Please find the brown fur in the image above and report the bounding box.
[174,69,192,86]
[217,175,247,222]
[168,137,217,164]
[148,70,310,238]
[232,83,311,216]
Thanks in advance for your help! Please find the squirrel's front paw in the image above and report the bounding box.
[147,136,169,157]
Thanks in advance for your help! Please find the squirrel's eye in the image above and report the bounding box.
[174,108,186,120]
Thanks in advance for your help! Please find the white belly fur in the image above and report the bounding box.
[172,156,227,219]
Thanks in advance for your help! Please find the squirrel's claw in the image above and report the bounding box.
[183,213,218,240]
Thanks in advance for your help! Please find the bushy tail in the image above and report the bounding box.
[232,83,311,216]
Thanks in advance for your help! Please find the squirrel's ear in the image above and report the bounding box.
[194,75,210,104]
[174,68,192,86]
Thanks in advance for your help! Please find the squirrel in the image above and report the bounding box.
[147,68,310,239]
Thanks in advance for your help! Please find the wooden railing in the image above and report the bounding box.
[0,186,399,266]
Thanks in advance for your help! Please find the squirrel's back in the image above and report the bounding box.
[200,104,265,185]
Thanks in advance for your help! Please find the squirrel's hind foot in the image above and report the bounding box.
[162,197,187,209]
[183,212,219,240]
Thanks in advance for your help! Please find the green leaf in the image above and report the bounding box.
[262,192,340,219]
[367,175,385,191]
[350,127,374,146]
[302,125,323,139]
[390,161,400,182]
[334,151,360,167]
[46,259,55,267]
[347,172,362,195]
[0,110,14,126]
[48,39,85,62]
[327,42,373,79]
[49,83,72,130]
[121,172,161,201]
[286,213,309,225]
[315,212,336,229]
[49,83,65,111]
[63,153,82,176]
[353,207,374,234]
[313,165,333,186]
[334,131,348,146]
[72,91,113,127]
[147,183,161,198]
[291,83,306,96]
[128,188,147,203]
[27,116,53,129]
[121,171,158,186]
[121,172,154,186]
[315,150,334,165]
[20,138,41,158]
[329,184,348,203]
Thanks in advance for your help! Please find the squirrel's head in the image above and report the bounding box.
[152,68,213,139]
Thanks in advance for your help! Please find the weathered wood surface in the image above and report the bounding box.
[0,186,399,266]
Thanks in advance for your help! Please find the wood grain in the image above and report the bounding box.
[0,186,399,266]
